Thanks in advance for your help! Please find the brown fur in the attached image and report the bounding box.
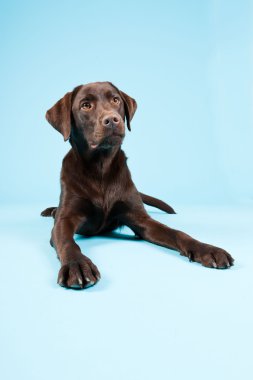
[41,81,234,289]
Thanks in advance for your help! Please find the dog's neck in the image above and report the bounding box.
[69,137,126,177]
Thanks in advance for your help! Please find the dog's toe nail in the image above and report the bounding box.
[212,261,217,268]
[77,277,83,286]
[84,281,95,288]
[70,283,81,289]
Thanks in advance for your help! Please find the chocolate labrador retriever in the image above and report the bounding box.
[41,81,234,289]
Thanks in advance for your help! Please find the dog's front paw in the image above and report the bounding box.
[183,242,234,269]
[57,255,101,289]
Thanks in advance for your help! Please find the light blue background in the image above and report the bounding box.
[0,1,253,380]
[1,0,253,206]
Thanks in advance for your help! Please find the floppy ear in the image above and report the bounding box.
[108,83,137,131]
[45,91,73,141]
[118,90,137,131]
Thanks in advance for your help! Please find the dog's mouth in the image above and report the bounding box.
[90,133,124,150]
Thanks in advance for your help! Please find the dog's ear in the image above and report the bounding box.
[108,83,137,131]
[118,90,137,131]
[45,91,73,141]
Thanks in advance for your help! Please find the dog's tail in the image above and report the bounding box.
[140,192,176,214]
[41,194,176,217]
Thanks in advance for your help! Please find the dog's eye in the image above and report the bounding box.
[81,102,92,110]
[113,97,120,104]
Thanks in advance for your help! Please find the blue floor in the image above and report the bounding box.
[1,203,252,380]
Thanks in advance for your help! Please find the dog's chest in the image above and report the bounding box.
[77,199,128,236]
[93,182,128,219]
[76,180,129,235]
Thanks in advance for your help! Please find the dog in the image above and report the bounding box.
[41,81,234,289]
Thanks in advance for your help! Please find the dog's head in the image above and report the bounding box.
[45,82,137,151]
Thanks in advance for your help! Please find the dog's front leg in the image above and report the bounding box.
[51,215,100,289]
[125,212,234,269]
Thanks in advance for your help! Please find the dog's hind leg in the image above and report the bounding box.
[41,207,57,218]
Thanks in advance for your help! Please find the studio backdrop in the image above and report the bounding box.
[0,0,252,207]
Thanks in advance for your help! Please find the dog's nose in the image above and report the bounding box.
[102,114,120,128]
